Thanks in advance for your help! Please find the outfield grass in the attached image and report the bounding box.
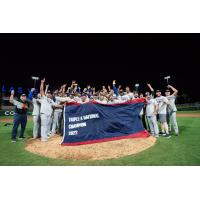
[0,111,200,166]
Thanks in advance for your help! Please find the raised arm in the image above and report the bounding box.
[28,88,35,101]
[112,80,119,96]
[40,78,45,97]
[44,84,49,95]
[147,83,154,92]
[168,85,178,96]
[108,85,111,92]
[58,85,63,93]
[74,84,78,93]
[9,90,15,104]
[62,84,67,96]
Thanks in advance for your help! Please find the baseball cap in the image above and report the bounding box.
[20,93,26,97]
[156,89,161,92]
[165,89,170,92]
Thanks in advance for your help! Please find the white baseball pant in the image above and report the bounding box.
[51,111,62,134]
[32,115,40,138]
[147,115,159,135]
[40,114,52,141]
[169,112,179,134]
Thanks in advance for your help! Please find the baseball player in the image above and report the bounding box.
[144,83,156,130]
[146,94,159,137]
[107,89,120,104]
[78,93,90,104]
[155,90,171,138]
[9,90,30,142]
[39,78,63,142]
[139,93,148,130]
[112,80,129,102]
[28,88,41,139]
[124,86,134,100]
[165,85,179,135]
[51,85,66,136]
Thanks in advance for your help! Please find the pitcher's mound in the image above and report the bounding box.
[25,135,156,160]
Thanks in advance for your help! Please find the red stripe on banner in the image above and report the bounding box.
[65,98,146,106]
[61,130,150,146]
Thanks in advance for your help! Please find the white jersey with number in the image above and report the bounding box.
[155,96,169,114]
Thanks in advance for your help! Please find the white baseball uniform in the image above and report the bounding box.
[146,98,159,135]
[40,96,57,141]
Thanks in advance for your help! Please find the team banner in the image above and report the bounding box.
[61,99,149,146]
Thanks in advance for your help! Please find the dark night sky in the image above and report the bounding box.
[0,34,199,101]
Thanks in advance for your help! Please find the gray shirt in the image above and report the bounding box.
[166,95,177,112]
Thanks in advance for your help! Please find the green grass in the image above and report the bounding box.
[0,111,200,166]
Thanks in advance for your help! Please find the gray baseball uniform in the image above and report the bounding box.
[166,95,179,134]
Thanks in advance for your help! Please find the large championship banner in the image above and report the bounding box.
[61,98,149,146]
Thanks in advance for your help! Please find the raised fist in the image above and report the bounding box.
[11,90,15,95]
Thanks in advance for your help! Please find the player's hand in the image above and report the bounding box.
[62,84,67,88]
[167,85,172,88]
[41,78,45,83]
[113,80,116,85]
[11,90,15,95]
[31,88,35,92]
[147,83,151,87]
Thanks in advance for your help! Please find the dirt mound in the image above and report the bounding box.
[25,135,156,161]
